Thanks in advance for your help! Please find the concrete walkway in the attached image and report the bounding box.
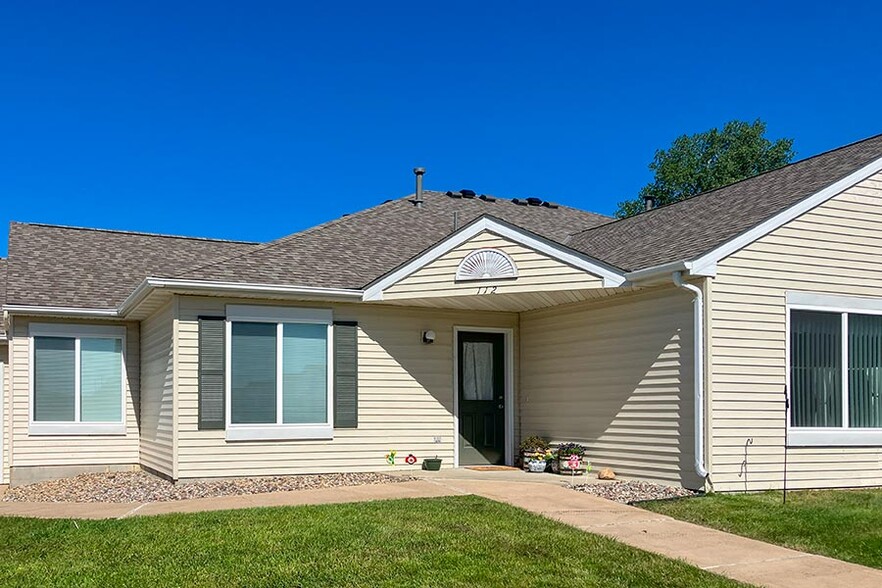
[2,471,881,588]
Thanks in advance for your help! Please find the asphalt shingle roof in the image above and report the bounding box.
[4,194,609,309]
[5,223,260,308]
[566,133,882,271]
[5,131,882,311]
[171,191,610,289]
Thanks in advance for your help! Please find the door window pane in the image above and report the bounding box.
[790,310,842,427]
[80,338,123,422]
[34,337,76,422]
[230,322,277,424]
[463,341,494,401]
[282,323,328,424]
[849,314,882,428]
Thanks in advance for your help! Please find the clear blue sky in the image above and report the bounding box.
[2,1,881,256]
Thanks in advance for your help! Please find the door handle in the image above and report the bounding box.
[498,404,504,409]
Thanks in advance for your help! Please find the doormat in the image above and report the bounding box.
[464,466,520,471]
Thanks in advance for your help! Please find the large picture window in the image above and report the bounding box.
[788,293,882,446]
[30,324,126,435]
[226,306,332,441]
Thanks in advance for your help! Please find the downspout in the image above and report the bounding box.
[673,271,709,480]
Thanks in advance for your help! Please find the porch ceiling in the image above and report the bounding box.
[373,286,638,312]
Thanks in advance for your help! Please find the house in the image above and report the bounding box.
[3,134,882,492]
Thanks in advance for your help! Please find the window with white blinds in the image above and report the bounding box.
[30,324,126,435]
[225,306,333,441]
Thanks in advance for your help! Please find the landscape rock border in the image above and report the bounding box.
[2,471,415,503]
[570,479,697,504]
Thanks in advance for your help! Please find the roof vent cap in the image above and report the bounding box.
[541,201,559,209]
[446,190,462,198]
[479,194,496,202]
[460,189,476,198]
[512,198,528,206]
[526,197,543,206]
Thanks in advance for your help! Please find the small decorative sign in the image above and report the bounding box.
[567,455,581,471]
[385,450,397,465]
[404,454,417,465]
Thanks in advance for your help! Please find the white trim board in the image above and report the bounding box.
[452,326,515,468]
[363,216,627,301]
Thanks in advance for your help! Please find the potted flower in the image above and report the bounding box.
[555,442,590,475]
[518,436,550,471]
[526,449,554,473]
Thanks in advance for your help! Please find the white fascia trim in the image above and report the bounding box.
[690,155,882,275]
[363,216,627,301]
[3,304,119,318]
[119,278,364,315]
[624,260,719,284]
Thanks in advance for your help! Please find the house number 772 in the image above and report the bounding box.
[476,286,498,295]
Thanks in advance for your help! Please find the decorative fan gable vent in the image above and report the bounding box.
[455,248,518,281]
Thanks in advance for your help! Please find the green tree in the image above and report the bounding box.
[615,119,795,218]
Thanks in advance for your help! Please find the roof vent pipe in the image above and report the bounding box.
[413,167,426,208]
[643,194,656,211]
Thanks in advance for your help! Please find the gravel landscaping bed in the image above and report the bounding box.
[570,480,697,504]
[3,471,415,503]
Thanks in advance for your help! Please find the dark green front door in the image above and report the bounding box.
[458,331,506,465]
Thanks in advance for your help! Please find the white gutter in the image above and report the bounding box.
[4,280,365,321]
[625,259,717,284]
[118,277,364,315]
[672,271,709,481]
[1,304,120,318]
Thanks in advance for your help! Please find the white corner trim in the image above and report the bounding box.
[363,216,627,301]
[690,155,882,275]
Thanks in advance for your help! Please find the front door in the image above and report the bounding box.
[457,331,506,465]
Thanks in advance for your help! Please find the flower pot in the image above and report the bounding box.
[526,459,548,473]
[422,458,442,471]
[556,456,588,475]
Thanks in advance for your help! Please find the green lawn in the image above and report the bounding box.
[0,495,746,587]
[640,489,882,570]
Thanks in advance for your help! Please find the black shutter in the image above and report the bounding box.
[334,321,359,428]
[198,317,226,430]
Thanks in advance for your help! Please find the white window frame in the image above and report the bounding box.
[225,305,334,441]
[28,323,127,436]
[786,292,882,446]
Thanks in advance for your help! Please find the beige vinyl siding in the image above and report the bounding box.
[520,287,703,489]
[174,295,517,479]
[9,317,140,475]
[383,231,604,300]
[139,301,175,478]
[1,342,8,483]
[710,171,882,491]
